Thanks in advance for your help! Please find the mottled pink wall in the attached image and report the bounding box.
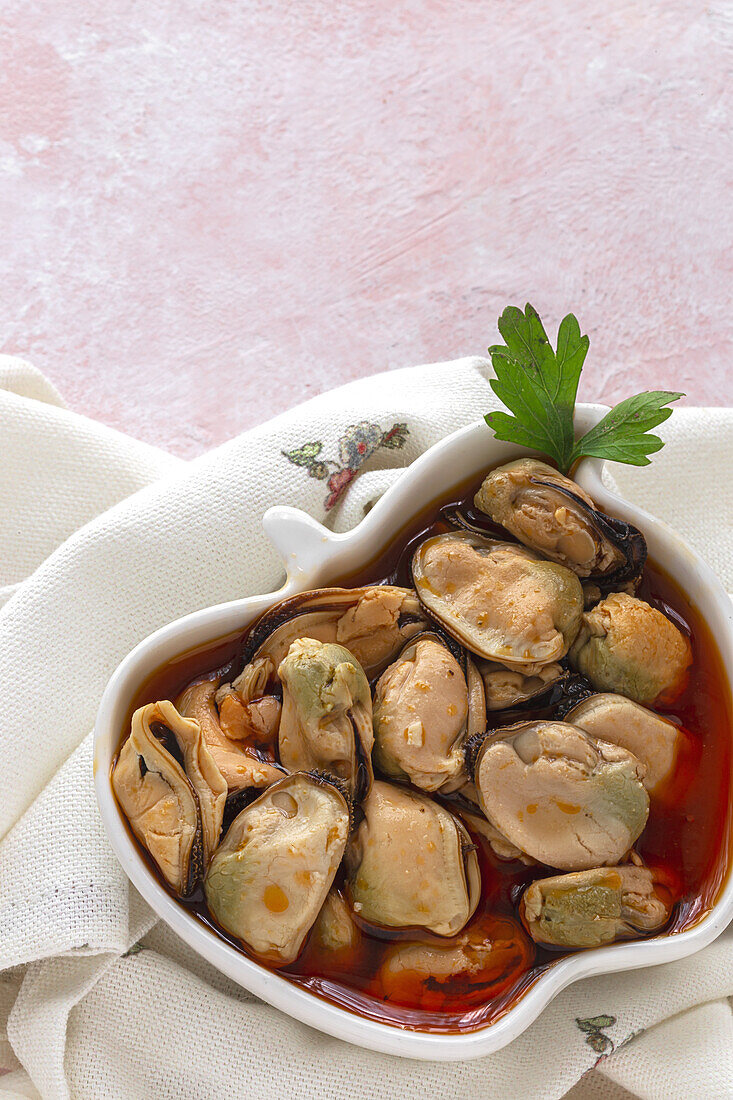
[1,2,731,456]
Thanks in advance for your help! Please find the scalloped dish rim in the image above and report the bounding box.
[94,405,733,1061]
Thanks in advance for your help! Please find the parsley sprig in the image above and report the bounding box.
[485,303,683,473]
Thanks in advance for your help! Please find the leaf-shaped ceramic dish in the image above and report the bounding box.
[94,406,733,1060]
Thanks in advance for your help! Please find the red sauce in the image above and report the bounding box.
[118,473,733,1033]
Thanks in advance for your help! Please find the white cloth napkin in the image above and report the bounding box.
[1,356,731,1100]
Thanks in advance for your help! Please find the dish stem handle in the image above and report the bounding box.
[262,506,343,587]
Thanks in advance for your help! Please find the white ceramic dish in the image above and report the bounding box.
[94,405,733,1061]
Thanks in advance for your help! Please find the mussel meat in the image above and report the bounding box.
[474,458,646,591]
[204,772,350,965]
[453,802,533,864]
[177,679,284,792]
[569,593,692,706]
[521,862,670,947]
[241,586,429,681]
[278,638,374,802]
[112,700,227,894]
[469,720,649,870]
[345,780,481,936]
[372,632,484,792]
[477,659,566,711]
[311,888,360,954]
[565,693,685,794]
[232,655,276,701]
[411,532,583,670]
[377,917,532,1008]
[215,685,281,744]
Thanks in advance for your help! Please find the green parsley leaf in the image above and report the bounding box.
[485,303,683,473]
[486,304,588,472]
[569,390,683,467]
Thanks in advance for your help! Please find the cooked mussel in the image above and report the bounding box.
[565,693,685,794]
[377,917,532,1008]
[231,655,276,702]
[345,781,481,935]
[469,720,649,870]
[278,638,374,802]
[177,679,284,792]
[112,700,227,895]
[204,772,350,966]
[453,802,533,864]
[521,862,670,947]
[312,888,360,954]
[411,532,583,670]
[477,659,566,711]
[569,593,692,706]
[372,632,485,792]
[241,586,429,682]
[474,458,646,591]
[215,682,281,745]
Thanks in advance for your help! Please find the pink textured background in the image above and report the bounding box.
[1,2,731,457]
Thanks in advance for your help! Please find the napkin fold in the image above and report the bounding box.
[1,358,731,1100]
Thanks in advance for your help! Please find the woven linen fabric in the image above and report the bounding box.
[0,358,731,1100]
